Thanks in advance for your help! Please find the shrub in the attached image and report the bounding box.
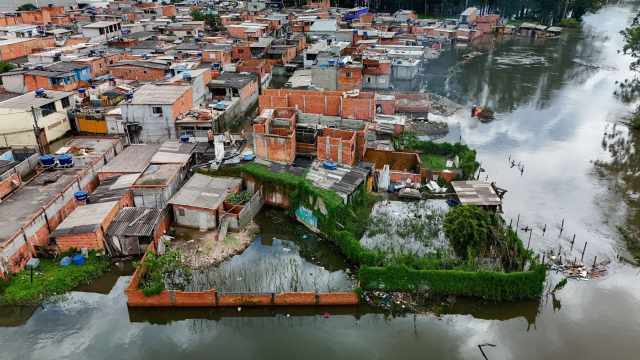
[559,18,580,28]
[139,246,192,297]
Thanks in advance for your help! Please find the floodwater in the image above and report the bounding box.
[188,209,356,293]
[2,5,640,360]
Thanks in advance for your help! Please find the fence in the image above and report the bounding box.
[126,248,359,308]
[238,187,263,228]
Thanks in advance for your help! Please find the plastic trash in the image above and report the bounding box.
[59,256,72,267]
[71,254,86,266]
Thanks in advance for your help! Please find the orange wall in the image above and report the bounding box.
[0,37,55,61]
[109,66,166,81]
[171,88,194,119]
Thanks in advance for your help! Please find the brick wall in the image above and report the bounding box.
[0,173,21,200]
[316,128,357,166]
[259,89,375,121]
[0,37,55,61]
[109,66,166,81]
[171,88,193,119]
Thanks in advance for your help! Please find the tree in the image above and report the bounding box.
[190,9,223,32]
[16,3,37,11]
[619,13,640,127]
[443,205,493,259]
[0,61,15,74]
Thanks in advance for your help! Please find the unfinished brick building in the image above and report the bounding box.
[316,128,357,166]
[253,108,297,164]
[259,89,376,121]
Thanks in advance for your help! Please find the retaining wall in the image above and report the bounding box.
[126,255,359,307]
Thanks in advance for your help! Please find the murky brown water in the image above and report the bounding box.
[2,5,640,360]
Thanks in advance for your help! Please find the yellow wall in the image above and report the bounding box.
[77,117,108,134]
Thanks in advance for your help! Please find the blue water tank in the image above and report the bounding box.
[57,154,73,167]
[180,135,190,143]
[74,191,88,202]
[40,155,55,167]
[243,153,256,161]
[322,160,337,170]
[78,87,86,94]
[35,88,46,97]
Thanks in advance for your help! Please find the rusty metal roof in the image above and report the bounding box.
[107,207,164,237]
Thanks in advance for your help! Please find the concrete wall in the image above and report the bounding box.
[173,204,217,230]
[311,67,337,91]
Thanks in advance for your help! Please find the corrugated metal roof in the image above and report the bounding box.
[168,173,242,210]
[107,207,163,237]
[129,84,190,105]
[451,180,502,206]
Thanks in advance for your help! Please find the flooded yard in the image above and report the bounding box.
[187,208,356,293]
[361,200,450,258]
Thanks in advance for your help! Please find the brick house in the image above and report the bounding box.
[51,201,121,252]
[259,89,376,121]
[316,128,357,166]
[0,37,54,61]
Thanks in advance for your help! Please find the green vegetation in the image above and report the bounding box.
[16,3,37,11]
[394,132,479,178]
[227,190,252,205]
[0,61,15,74]
[559,18,580,28]
[138,245,192,296]
[359,263,546,301]
[619,13,640,128]
[199,163,545,301]
[191,9,224,32]
[420,153,447,171]
[444,206,531,271]
[0,253,110,305]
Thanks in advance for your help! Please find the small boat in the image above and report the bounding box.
[471,105,495,122]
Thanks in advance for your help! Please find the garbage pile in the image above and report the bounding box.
[549,257,609,280]
[361,291,418,312]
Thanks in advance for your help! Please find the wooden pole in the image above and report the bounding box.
[516,214,520,230]
[581,242,587,262]
[527,230,532,250]
[570,234,575,251]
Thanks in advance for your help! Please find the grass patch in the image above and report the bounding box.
[0,253,110,305]
[420,153,447,171]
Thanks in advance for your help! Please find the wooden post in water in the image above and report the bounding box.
[527,231,532,250]
[581,242,588,263]
[570,234,576,252]
[509,218,513,229]
[560,218,565,235]
[516,214,520,231]
[592,256,597,269]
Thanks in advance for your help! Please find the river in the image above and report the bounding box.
[2,4,640,360]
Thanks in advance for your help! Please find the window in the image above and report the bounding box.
[346,71,352,78]
[178,208,185,216]
[61,97,70,109]
[152,107,163,115]
[99,28,105,35]
[40,102,56,117]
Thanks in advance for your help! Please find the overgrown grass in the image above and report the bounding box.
[420,153,447,171]
[0,253,110,305]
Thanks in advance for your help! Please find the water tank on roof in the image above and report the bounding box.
[35,88,46,97]
[182,72,192,81]
[74,191,88,202]
[180,135,190,143]
[78,87,86,94]
[57,154,73,167]
[39,155,55,167]
[322,160,337,170]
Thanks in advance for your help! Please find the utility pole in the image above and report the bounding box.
[30,106,43,154]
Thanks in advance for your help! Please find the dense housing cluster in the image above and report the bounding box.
[0,0,550,306]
